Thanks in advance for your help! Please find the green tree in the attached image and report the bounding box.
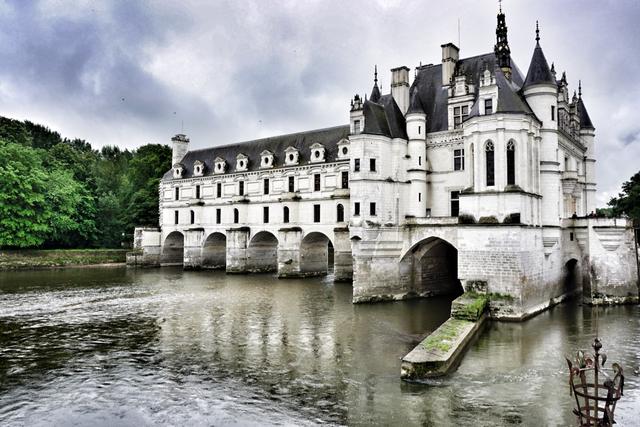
[0,140,51,247]
[608,170,640,221]
[0,117,32,146]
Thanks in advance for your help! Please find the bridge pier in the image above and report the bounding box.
[226,227,250,273]
[333,228,353,281]
[183,229,204,269]
[277,228,303,278]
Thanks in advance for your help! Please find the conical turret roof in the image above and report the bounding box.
[523,43,556,88]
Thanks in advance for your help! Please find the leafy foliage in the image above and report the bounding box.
[608,170,640,221]
[0,116,171,249]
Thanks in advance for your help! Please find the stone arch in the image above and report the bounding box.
[399,236,462,298]
[563,258,581,297]
[161,231,184,265]
[300,231,334,276]
[202,232,226,269]
[247,231,279,273]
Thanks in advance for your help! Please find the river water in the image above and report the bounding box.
[0,267,638,426]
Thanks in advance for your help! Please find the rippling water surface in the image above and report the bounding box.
[0,267,638,426]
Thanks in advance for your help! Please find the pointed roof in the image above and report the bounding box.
[370,65,381,102]
[407,89,425,114]
[523,23,556,88]
[577,83,594,129]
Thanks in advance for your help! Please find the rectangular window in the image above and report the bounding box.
[484,98,493,115]
[239,181,244,196]
[418,193,421,202]
[551,105,556,121]
[341,171,349,189]
[263,206,269,223]
[174,210,179,224]
[369,158,376,172]
[369,202,376,216]
[190,210,195,224]
[175,187,179,201]
[264,178,270,195]
[313,204,320,223]
[354,202,360,216]
[314,174,321,191]
[354,119,361,134]
[234,209,239,224]
[288,176,295,193]
[451,191,460,217]
[354,158,360,172]
[216,208,221,224]
[283,207,290,223]
[418,156,422,166]
[453,105,469,129]
[216,182,222,198]
[195,185,200,199]
[454,149,465,171]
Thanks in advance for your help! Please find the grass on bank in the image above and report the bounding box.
[0,249,127,270]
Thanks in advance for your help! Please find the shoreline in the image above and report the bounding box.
[0,249,128,272]
[0,262,127,272]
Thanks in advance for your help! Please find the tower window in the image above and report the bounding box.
[175,187,179,201]
[233,208,239,224]
[216,182,222,198]
[174,210,179,225]
[314,174,321,191]
[418,125,421,135]
[337,203,344,222]
[195,185,201,199]
[354,120,361,134]
[507,140,516,185]
[288,176,295,192]
[450,191,460,217]
[216,208,221,224]
[341,171,349,189]
[418,193,421,202]
[354,158,360,172]
[453,105,469,129]
[239,181,244,196]
[263,206,269,223]
[418,156,422,166]
[354,202,360,216]
[369,158,376,172]
[454,149,465,171]
[283,206,290,223]
[551,105,556,121]
[485,141,495,186]
[190,210,195,224]
[264,178,270,195]
[313,204,321,223]
[369,202,376,216]
[484,99,493,115]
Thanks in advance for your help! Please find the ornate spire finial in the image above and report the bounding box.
[374,65,378,86]
[536,20,540,43]
[578,80,582,98]
[499,0,502,13]
[494,1,512,79]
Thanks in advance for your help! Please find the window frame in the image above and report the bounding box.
[369,202,376,216]
[313,204,321,223]
[450,191,460,217]
[453,148,465,171]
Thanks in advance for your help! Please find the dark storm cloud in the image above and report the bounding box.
[1,0,639,205]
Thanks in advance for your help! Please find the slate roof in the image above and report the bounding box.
[363,94,409,139]
[577,98,594,129]
[163,125,350,180]
[522,43,556,88]
[408,53,534,132]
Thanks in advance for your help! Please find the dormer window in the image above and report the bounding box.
[453,105,469,129]
[214,157,226,174]
[193,160,205,177]
[236,153,248,171]
[260,150,274,168]
[484,99,493,115]
[309,143,325,163]
[337,138,350,160]
[173,163,184,179]
[284,146,299,165]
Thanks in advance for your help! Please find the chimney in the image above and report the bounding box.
[390,66,410,115]
[171,134,189,165]
[441,43,459,86]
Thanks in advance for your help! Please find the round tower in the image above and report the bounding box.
[405,91,428,217]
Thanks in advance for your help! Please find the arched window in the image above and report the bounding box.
[506,140,515,185]
[233,208,239,224]
[337,203,344,222]
[190,210,195,224]
[485,141,495,186]
[283,206,290,223]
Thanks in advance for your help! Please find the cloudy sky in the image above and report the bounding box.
[1,0,639,205]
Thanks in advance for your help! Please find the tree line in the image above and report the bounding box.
[0,116,171,249]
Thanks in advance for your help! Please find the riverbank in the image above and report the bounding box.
[0,249,127,270]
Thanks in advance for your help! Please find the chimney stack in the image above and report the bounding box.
[171,134,189,165]
[441,43,459,86]
[390,66,410,115]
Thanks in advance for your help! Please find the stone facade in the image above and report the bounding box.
[132,9,639,319]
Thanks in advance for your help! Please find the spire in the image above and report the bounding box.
[522,21,556,88]
[370,65,381,103]
[578,80,582,98]
[407,90,425,115]
[494,3,512,79]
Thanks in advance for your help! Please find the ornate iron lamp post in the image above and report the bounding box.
[566,338,624,426]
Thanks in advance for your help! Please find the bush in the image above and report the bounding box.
[478,216,499,224]
[458,214,476,224]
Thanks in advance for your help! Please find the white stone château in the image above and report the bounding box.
[131,9,639,319]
